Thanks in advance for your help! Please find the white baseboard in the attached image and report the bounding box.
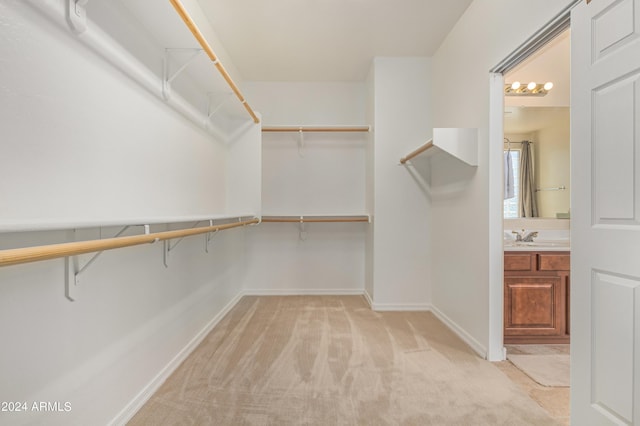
[369,302,432,311]
[429,305,487,359]
[109,291,245,426]
[362,290,430,311]
[363,289,373,308]
[243,288,365,296]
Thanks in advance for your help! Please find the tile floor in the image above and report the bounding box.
[496,344,570,426]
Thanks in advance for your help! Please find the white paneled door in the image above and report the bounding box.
[571,0,640,424]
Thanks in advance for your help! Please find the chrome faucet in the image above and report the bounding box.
[512,229,538,242]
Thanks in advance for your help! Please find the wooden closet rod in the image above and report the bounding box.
[262,126,370,133]
[400,140,433,164]
[0,218,259,268]
[169,0,259,124]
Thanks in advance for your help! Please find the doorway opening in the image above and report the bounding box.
[502,28,571,351]
[488,3,578,422]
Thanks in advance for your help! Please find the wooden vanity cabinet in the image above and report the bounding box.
[504,251,570,344]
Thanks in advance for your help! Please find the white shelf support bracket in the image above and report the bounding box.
[163,221,202,267]
[162,48,203,101]
[205,220,218,253]
[65,225,149,301]
[297,128,305,158]
[206,93,234,123]
[67,0,89,33]
[65,256,79,301]
[299,216,308,241]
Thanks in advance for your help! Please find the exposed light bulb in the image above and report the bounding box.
[511,81,521,90]
[527,81,537,91]
[544,82,554,91]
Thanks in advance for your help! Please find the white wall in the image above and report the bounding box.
[369,58,432,310]
[227,119,263,216]
[0,2,257,424]
[430,0,575,359]
[241,82,369,294]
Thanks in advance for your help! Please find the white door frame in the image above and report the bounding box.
[487,2,579,362]
[488,72,506,361]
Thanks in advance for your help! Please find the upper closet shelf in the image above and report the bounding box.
[400,128,478,166]
[262,126,370,133]
[169,0,258,124]
[28,0,259,142]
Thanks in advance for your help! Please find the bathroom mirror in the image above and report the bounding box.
[504,106,570,219]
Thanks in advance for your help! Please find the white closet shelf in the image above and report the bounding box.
[0,213,258,233]
[261,215,371,223]
[262,126,370,133]
[25,0,260,141]
[169,0,259,124]
[400,128,478,166]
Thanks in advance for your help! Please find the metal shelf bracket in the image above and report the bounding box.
[298,216,308,241]
[205,92,234,124]
[297,128,305,157]
[162,48,203,100]
[163,221,202,267]
[205,220,218,253]
[65,224,150,301]
[67,0,89,33]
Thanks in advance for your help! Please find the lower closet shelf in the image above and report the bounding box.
[261,215,370,223]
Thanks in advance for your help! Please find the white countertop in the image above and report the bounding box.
[504,240,570,252]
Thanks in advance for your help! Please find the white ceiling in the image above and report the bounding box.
[197,0,473,82]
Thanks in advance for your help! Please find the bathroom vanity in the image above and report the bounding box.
[503,248,570,344]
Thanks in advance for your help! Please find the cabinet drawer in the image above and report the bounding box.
[538,254,570,271]
[505,254,532,271]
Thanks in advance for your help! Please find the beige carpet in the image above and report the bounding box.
[129,296,560,425]
[507,354,570,387]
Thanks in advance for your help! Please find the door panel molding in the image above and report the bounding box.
[591,70,640,226]
[592,0,639,63]
[591,269,640,424]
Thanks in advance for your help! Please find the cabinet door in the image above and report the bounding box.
[504,276,565,337]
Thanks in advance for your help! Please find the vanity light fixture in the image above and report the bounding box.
[505,81,553,96]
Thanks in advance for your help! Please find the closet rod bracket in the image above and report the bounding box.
[297,129,305,157]
[163,221,202,267]
[299,216,308,241]
[162,48,203,101]
[67,0,89,33]
[204,220,218,253]
[65,224,151,301]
